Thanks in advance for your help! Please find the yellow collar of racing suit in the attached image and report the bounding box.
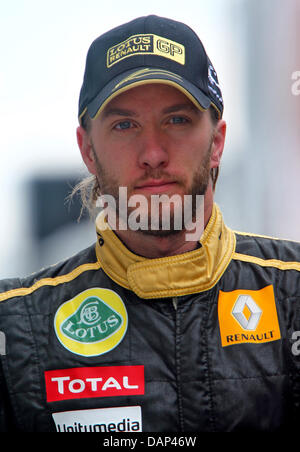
[95,203,236,299]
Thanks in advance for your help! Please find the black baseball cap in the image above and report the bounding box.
[78,15,223,124]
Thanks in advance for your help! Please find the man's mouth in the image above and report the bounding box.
[134,179,178,194]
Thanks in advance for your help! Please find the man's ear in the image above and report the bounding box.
[76,126,97,175]
[210,119,226,170]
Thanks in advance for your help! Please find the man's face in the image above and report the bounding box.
[78,83,225,235]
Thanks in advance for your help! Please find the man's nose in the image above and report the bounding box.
[137,127,169,169]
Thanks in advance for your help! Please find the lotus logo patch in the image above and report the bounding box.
[54,288,128,357]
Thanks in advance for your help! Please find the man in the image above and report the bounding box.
[0,15,299,432]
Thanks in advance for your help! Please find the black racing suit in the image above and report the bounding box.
[0,204,299,431]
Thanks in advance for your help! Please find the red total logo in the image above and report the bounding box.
[45,365,144,402]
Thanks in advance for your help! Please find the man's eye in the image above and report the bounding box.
[169,116,188,124]
[114,120,133,130]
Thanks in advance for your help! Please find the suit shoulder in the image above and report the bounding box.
[0,243,100,305]
[233,230,300,266]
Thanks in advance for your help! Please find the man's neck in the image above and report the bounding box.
[114,195,213,259]
[115,229,199,258]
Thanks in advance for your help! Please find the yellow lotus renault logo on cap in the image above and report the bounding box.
[218,285,281,347]
[107,33,185,67]
[54,288,128,357]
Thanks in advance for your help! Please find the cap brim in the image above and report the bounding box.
[80,67,217,122]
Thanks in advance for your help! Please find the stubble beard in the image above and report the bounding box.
[91,140,212,237]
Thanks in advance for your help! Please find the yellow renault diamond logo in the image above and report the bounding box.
[232,294,262,330]
[218,285,281,347]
